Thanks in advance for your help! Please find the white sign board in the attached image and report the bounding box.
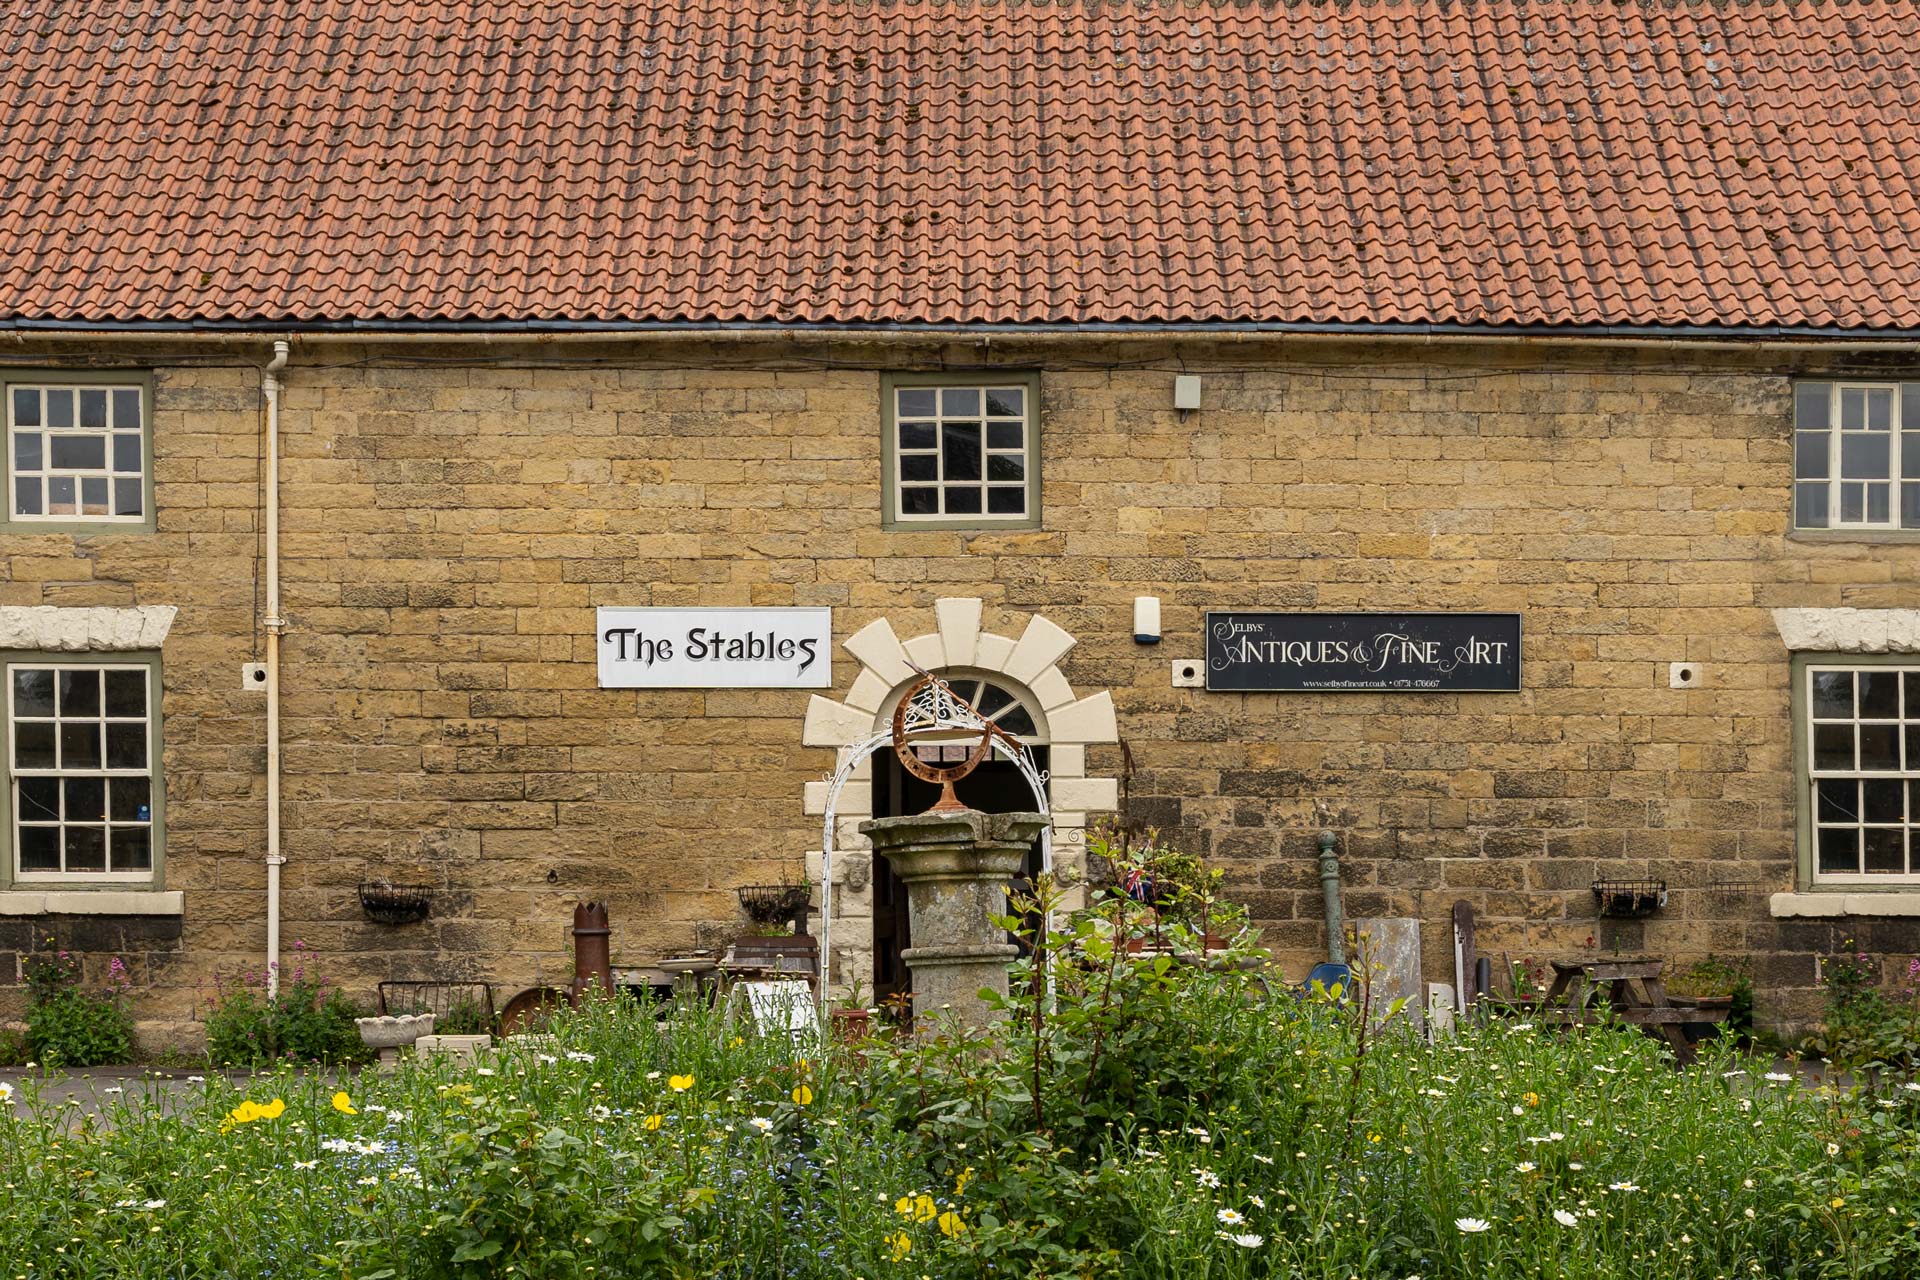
[596,607,832,689]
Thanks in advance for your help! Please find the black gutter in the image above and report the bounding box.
[0,318,1918,341]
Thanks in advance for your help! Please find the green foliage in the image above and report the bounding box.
[0,891,1915,1280]
[1667,953,1755,1038]
[341,1093,687,1279]
[204,966,371,1067]
[0,1026,27,1066]
[1802,946,1920,1072]
[21,944,133,1067]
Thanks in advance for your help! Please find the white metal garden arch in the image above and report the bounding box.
[815,670,1051,1000]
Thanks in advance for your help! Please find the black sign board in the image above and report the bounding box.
[1205,612,1522,692]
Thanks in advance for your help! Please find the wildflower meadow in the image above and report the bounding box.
[2,879,1918,1279]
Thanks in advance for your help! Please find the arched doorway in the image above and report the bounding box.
[801,598,1120,997]
[870,674,1049,1006]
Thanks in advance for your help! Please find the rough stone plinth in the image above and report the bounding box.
[1353,918,1424,1032]
[858,808,1048,1029]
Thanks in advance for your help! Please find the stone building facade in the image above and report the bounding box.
[3,332,1917,1045]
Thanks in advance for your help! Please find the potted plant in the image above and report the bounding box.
[827,978,874,1042]
[1666,954,1753,1042]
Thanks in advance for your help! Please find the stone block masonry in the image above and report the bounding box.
[1,336,1914,1046]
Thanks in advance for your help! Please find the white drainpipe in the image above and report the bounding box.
[262,340,290,998]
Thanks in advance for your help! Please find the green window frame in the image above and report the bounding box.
[0,651,165,891]
[0,371,156,535]
[881,372,1042,531]
[1791,379,1920,533]
[1791,652,1920,889]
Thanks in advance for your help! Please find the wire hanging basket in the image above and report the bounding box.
[1591,878,1667,919]
[358,882,432,925]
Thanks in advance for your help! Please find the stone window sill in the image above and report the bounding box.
[1786,530,1920,545]
[0,890,183,917]
[1770,891,1920,919]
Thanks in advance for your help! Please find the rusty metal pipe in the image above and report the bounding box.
[570,901,613,1004]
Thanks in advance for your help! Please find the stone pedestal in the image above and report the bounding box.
[858,808,1048,1028]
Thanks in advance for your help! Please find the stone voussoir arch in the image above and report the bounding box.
[799,597,1120,987]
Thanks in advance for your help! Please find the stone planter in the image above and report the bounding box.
[355,1012,434,1071]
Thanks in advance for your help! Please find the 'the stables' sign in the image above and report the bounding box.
[596,607,832,689]
[1205,612,1522,693]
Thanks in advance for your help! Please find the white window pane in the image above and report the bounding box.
[1795,482,1829,528]
[1868,389,1894,431]
[1794,431,1828,479]
[1842,387,1867,429]
[6,386,146,522]
[1841,433,1890,480]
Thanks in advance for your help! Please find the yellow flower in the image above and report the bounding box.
[643,1114,664,1131]
[669,1074,694,1092]
[896,1193,936,1222]
[1522,1092,1540,1108]
[1831,1197,1846,1210]
[220,1098,283,1132]
[790,1084,813,1106]
[888,1232,912,1261]
[955,1166,974,1196]
[730,1036,745,1048]
[938,1210,967,1237]
[331,1092,357,1115]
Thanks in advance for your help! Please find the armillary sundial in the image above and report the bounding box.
[889,669,1016,814]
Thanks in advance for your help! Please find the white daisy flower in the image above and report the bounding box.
[1764,1072,1793,1084]
[1193,1168,1222,1189]
[143,1200,165,1210]
[1553,1208,1578,1227]
[1516,1162,1537,1174]
[748,1116,775,1134]
[1456,1217,1491,1234]
[565,1050,596,1063]
[1216,1208,1245,1226]
[1227,1232,1263,1248]
[1609,1181,1640,1193]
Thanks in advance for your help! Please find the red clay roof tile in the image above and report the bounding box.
[0,1,1915,329]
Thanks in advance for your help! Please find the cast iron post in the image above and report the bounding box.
[1317,830,1345,966]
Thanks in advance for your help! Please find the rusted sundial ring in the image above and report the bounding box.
[891,673,997,813]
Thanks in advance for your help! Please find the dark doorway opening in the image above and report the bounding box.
[870,747,1048,1009]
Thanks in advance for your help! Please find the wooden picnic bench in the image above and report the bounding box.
[1537,956,1729,1065]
